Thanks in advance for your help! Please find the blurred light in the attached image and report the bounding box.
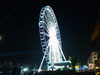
[69,67,72,70]
[96,72,100,75]
[75,66,79,70]
[23,67,29,72]
[67,65,69,68]
[83,65,88,69]
[96,66,99,69]
[79,66,83,69]
[0,36,2,40]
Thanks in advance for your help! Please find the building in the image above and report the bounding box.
[88,9,100,69]
[91,9,100,51]
[88,51,100,69]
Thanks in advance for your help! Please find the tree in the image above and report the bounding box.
[68,56,79,70]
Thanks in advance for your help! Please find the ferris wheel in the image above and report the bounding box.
[38,6,69,71]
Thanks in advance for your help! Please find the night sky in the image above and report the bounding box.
[0,0,99,65]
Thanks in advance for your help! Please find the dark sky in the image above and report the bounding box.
[0,0,99,65]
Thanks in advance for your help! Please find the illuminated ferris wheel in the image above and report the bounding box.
[38,6,69,71]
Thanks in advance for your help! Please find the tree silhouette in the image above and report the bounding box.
[68,56,78,70]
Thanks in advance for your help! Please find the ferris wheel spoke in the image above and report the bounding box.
[45,12,49,21]
[44,32,49,37]
[46,40,49,51]
[57,40,66,61]
[43,25,49,33]
[44,13,51,26]
[43,39,49,53]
